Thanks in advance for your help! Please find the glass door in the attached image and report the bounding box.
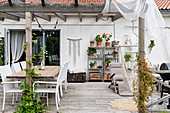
[32,30,60,66]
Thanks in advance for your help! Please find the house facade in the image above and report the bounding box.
[0,0,170,71]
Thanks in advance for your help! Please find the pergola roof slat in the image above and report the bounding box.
[0,4,108,13]
[2,13,20,21]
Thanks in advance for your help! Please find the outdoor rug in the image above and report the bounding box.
[108,99,137,112]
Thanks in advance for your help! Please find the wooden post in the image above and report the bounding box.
[25,12,32,86]
[138,17,145,113]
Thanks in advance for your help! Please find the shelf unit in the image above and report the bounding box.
[87,46,120,82]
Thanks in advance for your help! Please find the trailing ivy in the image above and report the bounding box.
[133,54,156,113]
[15,42,51,113]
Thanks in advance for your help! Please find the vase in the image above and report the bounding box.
[90,43,94,47]
[105,42,110,47]
[112,40,116,47]
[116,41,120,45]
[104,73,107,79]
[41,61,45,70]
[97,42,102,47]
[114,54,118,58]
[90,66,93,68]
[106,65,109,69]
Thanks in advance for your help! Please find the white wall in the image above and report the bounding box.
[1,14,170,70]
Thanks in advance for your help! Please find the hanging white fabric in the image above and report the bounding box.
[11,31,26,63]
[120,48,137,92]
[102,0,165,40]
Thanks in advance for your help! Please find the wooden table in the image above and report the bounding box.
[6,66,61,78]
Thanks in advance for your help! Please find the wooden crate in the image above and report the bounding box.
[89,72,101,80]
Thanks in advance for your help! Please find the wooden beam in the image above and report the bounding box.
[5,12,25,19]
[0,4,106,13]
[25,12,32,86]
[8,0,13,6]
[2,13,20,21]
[54,13,66,22]
[111,13,122,22]
[34,13,51,22]
[41,0,45,6]
[138,17,145,113]
[96,14,103,22]
[79,13,82,22]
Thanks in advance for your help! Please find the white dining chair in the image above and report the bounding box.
[20,61,26,69]
[60,61,70,98]
[0,65,22,113]
[33,65,65,113]
[11,62,22,73]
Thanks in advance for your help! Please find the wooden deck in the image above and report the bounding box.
[0,82,170,113]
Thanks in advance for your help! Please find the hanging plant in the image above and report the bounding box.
[133,53,155,113]
[124,53,133,62]
[148,40,155,53]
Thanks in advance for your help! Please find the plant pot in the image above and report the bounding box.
[107,73,111,79]
[90,66,94,68]
[105,42,110,47]
[90,53,94,57]
[90,43,94,47]
[97,42,102,47]
[106,65,110,69]
[114,54,118,58]
[104,73,107,79]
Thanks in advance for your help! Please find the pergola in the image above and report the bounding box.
[0,1,145,112]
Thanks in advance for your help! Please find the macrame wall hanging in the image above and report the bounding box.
[67,38,82,66]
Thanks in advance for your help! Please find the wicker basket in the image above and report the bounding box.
[67,72,86,83]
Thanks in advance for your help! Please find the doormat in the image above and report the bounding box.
[108,99,137,112]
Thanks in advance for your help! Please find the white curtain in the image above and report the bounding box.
[102,0,165,40]
[11,31,25,63]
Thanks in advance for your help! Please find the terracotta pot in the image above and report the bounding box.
[90,53,94,57]
[105,42,110,47]
[104,73,107,79]
[107,73,111,79]
[106,65,110,69]
[90,66,94,68]
[114,54,118,58]
[97,42,102,47]
[90,43,94,47]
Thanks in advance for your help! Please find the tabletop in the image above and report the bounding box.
[156,70,170,74]
[6,66,61,78]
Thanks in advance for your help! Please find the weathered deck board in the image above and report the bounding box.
[0,82,170,113]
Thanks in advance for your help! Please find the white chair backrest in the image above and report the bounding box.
[11,62,21,73]
[0,65,14,91]
[64,61,70,79]
[20,61,26,69]
[57,65,66,86]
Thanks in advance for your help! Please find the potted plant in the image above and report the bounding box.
[148,40,155,53]
[105,59,111,69]
[87,48,97,57]
[90,40,95,47]
[95,34,103,47]
[90,62,95,68]
[124,53,133,69]
[113,49,118,58]
[103,33,112,47]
